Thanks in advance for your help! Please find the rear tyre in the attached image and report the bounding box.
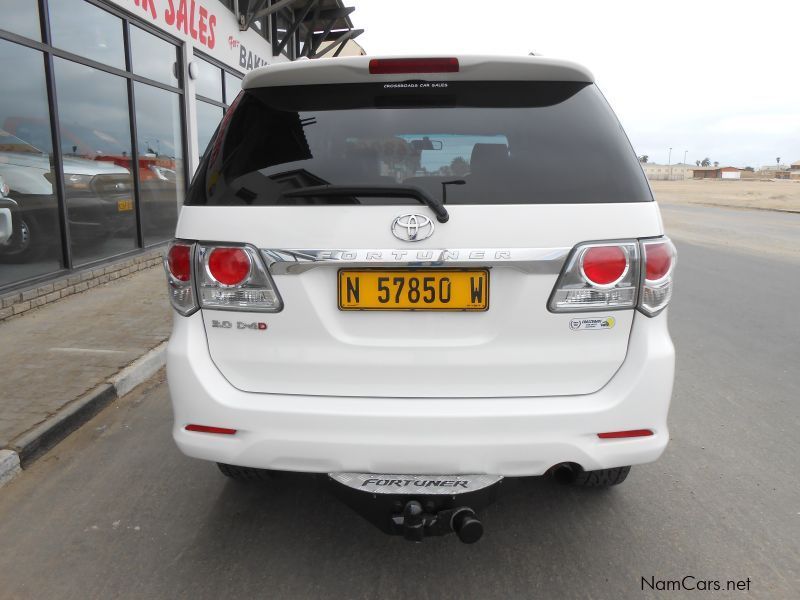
[570,466,631,487]
[216,462,271,482]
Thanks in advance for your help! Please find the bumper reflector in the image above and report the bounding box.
[597,429,653,439]
[185,424,237,435]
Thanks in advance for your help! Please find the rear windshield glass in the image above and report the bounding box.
[187,81,652,206]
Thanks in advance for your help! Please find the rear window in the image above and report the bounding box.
[187,81,652,206]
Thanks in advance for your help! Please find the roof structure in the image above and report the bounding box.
[235,0,362,59]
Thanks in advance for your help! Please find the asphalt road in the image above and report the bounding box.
[0,205,798,599]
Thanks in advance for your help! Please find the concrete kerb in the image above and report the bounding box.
[0,340,169,488]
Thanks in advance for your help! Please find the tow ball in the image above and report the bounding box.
[391,500,484,544]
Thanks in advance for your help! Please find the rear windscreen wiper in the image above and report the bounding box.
[281,184,449,223]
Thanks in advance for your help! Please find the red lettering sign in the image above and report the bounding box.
[132,0,218,51]
[134,0,157,20]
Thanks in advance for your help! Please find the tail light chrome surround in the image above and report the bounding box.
[548,237,676,317]
[164,240,283,315]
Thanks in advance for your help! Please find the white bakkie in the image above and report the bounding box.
[165,55,676,542]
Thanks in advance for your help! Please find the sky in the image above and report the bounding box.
[349,0,800,168]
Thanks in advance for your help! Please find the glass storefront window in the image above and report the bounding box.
[54,58,135,266]
[194,57,222,102]
[0,40,62,285]
[134,83,183,245]
[224,72,242,105]
[130,25,180,87]
[49,0,125,69]
[3,0,41,41]
[196,101,223,159]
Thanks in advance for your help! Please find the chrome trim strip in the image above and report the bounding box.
[261,247,571,274]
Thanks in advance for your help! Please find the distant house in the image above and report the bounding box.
[757,163,792,179]
[641,163,694,180]
[692,166,743,179]
[791,160,800,171]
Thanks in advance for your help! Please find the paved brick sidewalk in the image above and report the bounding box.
[0,266,171,451]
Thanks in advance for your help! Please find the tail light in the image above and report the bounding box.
[196,244,282,312]
[549,241,640,312]
[163,241,283,315]
[369,57,459,74]
[549,237,676,317]
[639,238,677,316]
[165,241,197,316]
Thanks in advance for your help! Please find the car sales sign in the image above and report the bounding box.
[109,0,276,71]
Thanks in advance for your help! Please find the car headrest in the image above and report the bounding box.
[469,143,510,176]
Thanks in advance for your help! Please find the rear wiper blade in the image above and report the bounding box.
[281,184,449,223]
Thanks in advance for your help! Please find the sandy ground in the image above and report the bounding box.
[650,179,800,212]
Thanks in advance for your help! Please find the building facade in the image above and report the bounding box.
[691,166,742,179]
[0,0,361,292]
[641,163,694,180]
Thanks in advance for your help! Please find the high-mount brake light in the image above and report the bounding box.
[208,247,251,286]
[164,241,198,316]
[580,246,629,287]
[369,57,459,74]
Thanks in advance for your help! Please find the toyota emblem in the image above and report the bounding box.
[391,214,434,242]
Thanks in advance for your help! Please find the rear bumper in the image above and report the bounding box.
[167,311,674,476]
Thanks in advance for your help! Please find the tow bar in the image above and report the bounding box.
[328,473,502,544]
[391,500,484,543]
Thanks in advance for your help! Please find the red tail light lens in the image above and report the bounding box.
[369,57,459,74]
[580,246,628,287]
[644,241,674,282]
[185,424,237,435]
[167,244,192,282]
[207,247,251,286]
[598,429,653,439]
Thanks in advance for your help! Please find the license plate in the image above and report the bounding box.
[117,199,133,212]
[338,269,489,311]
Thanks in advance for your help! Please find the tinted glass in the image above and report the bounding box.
[196,101,223,159]
[54,59,135,265]
[50,0,125,69]
[2,0,41,40]
[194,57,222,102]
[188,82,652,207]
[134,83,184,245]
[130,25,180,87]
[224,72,242,105]
[0,40,62,286]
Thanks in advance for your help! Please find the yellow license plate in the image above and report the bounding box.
[338,270,489,311]
[117,199,133,212]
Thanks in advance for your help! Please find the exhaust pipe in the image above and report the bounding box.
[550,462,580,485]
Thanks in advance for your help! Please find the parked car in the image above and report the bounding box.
[164,55,677,543]
[5,117,181,243]
[0,176,15,246]
[0,129,132,259]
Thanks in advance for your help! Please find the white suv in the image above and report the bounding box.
[165,55,676,543]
